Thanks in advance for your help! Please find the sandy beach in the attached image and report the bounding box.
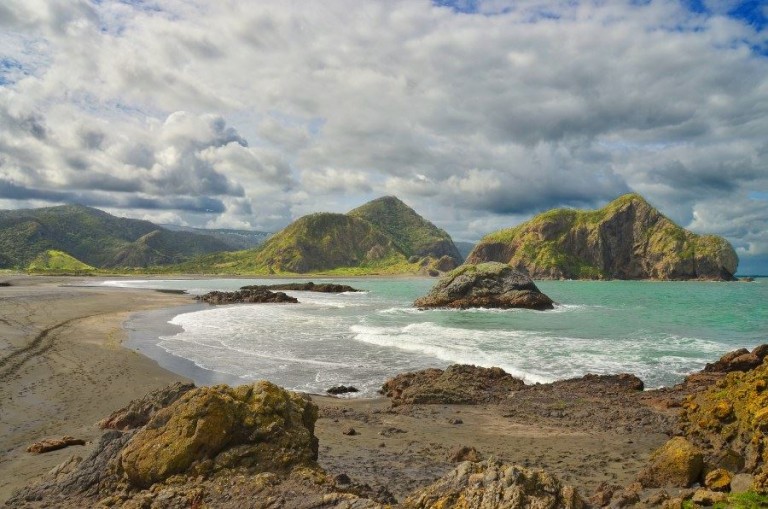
[0,276,674,504]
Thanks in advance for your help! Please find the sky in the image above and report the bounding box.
[0,0,767,273]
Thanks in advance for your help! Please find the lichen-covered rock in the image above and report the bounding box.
[637,437,704,488]
[704,468,732,491]
[98,382,195,430]
[413,262,554,310]
[381,364,526,406]
[403,459,585,509]
[119,381,319,488]
[677,358,768,492]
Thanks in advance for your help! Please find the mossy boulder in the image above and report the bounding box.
[403,459,585,509]
[413,262,555,310]
[637,437,704,488]
[466,193,738,280]
[118,381,318,488]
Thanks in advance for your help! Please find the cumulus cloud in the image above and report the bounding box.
[0,0,767,268]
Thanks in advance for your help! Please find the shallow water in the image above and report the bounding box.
[112,277,768,396]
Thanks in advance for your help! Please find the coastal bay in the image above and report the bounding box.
[1,275,766,505]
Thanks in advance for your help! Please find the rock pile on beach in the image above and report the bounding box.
[241,282,361,293]
[413,262,554,310]
[405,459,585,508]
[381,364,526,405]
[196,288,298,305]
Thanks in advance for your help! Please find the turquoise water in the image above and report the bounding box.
[111,278,768,396]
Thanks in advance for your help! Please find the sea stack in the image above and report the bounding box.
[414,262,554,310]
[466,193,738,280]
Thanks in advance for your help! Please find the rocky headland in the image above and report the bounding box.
[466,194,738,281]
[413,261,554,310]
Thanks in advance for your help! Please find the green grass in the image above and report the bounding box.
[682,491,768,509]
[27,250,95,273]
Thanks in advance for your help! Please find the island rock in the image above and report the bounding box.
[413,262,554,310]
[466,193,738,280]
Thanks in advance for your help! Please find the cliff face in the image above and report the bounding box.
[466,194,738,280]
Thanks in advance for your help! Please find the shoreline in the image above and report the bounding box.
[0,277,194,502]
[0,275,747,504]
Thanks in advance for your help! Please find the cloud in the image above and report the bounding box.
[0,0,767,269]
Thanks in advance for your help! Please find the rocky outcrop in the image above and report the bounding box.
[381,364,526,405]
[7,382,389,508]
[703,345,768,374]
[466,193,738,280]
[98,382,194,430]
[241,282,360,293]
[196,289,298,304]
[413,262,554,310]
[403,459,585,509]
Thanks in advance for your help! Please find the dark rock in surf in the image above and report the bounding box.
[241,282,360,293]
[326,385,360,395]
[196,289,298,305]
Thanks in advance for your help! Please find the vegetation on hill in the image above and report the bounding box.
[0,204,232,269]
[161,197,463,275]
[348,196,462,263]
[27,250,95,274]
[467,193,738,280]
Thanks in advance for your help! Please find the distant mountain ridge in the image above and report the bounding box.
[160,224,271,250]
[466,194,738,281]
[178,196,463,275]
[0,204,233,269]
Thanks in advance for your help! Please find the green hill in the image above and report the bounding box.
[466,193,738,280]
[348,196,463,263]
[171,197,463,275]
[27,250,95,273]
[0,204,233,269]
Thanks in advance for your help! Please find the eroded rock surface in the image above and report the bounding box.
[413,262,554,310]
[382,364,525,406]
[403,459,585,509]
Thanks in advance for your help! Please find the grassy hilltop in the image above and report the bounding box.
[169,196,463,275]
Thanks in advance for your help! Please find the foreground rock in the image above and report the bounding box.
[413,262,554,310]
[241,281,361,293]
[382,364,525,405]
[404,459,585,508]
[632,347,768,506]
[7,381,387,508]
[467,193,738,280]
[196,288,298,305]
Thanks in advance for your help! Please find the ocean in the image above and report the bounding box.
[112,277,768,397]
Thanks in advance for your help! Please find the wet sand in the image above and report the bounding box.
[0,276,671,504]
